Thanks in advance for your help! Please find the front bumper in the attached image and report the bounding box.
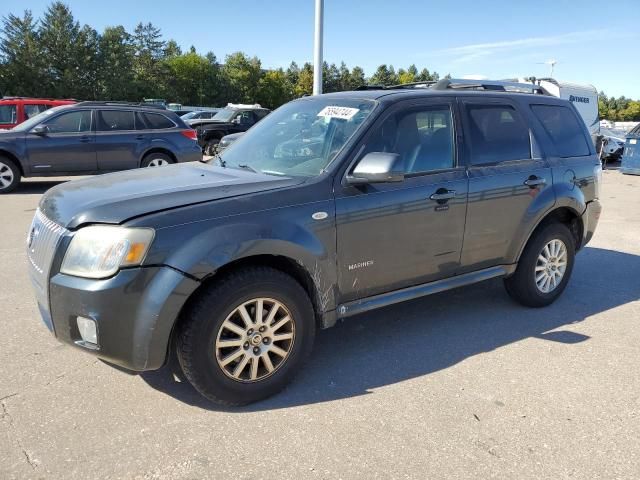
[47,266,199,371]
[581,199,602,247]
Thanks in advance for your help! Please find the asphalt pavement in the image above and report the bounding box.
[1,169,639,479]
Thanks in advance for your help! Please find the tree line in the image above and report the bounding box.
[0,2,440,110]
[2,2,638,120]
[598,93,640,122]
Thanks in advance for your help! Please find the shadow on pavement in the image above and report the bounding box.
[140,247,640,411]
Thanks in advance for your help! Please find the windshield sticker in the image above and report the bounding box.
[317,106,359,121]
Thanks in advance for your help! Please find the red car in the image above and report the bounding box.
[0,97,76,129]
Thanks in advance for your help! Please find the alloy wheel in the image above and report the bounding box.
[147,158,169,167]
[215,298,295,382]
[535,239,568,293]
[0,161,14,189]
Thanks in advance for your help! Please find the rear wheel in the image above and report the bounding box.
[177,267,315,406]
[141,152,173,168]
[504,223,575,307]
[0,157,20,194]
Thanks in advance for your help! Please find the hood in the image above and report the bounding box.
[40,162,303,229]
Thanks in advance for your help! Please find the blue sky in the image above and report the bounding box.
[3,0,640,98]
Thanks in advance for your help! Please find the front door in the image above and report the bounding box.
[25,109,96,174]
[458,98,553,272]
[335,99,468,302]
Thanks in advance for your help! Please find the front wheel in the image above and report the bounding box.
[177,267,315,406]
[204,140,219,156]
[504,223,576,307]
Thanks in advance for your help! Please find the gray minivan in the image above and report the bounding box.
[0,101,202,193]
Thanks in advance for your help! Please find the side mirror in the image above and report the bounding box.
[232,117,242,125]
[32,125,49,135]
[346,152,404,185]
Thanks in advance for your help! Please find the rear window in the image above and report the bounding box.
[531,104,590,157]
[141,112,175,129]
[97,110,135,131]
[465,104,531,165]
[0,105,17,125]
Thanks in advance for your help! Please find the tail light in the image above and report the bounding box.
[181,129,198,141]
[594,163,602,198]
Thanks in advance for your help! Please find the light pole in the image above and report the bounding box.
[313,0,324,95]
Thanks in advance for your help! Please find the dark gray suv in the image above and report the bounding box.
[27,80,602,405]
[0,102,202,193]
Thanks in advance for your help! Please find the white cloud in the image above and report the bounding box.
[433,30,609,64]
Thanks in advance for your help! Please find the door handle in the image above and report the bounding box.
[135,135,145,140]
[524,176,546,188]
[79,135,91,143]
[429,189,456,201]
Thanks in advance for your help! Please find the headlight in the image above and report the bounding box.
[61,226,155,279]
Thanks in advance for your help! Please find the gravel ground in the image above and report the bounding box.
[1,169,639,480]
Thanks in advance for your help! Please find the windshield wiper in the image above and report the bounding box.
[237,164,258,173]
[214,154,226,167]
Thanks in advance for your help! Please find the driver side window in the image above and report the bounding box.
[362,106,455,174]
[235,111,255,126]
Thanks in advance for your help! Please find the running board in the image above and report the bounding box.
[337,265,515,318]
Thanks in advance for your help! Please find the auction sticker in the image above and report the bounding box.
[631,139,637,145]
[317,106,359,120]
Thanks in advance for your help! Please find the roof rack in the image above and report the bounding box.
[385,81,437,90]
[353,84,385,91]
[225,102,263,109]
[354,78,550,95]
[75,101,167,110]
[431,78,550,95]
[1,96,77,101]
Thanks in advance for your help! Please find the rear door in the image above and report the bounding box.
[458,97,553,272]
[95,109,141,171]
[25,109,96,173]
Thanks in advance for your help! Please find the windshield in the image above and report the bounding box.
[218,97,376,177]
[12,105,72,132]
[181,111,199,120]
[211,108,238,122]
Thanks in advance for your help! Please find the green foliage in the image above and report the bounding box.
[598,92,640,121]
[0,1,465,112]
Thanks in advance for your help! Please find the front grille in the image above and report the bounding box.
[27,209,68,310]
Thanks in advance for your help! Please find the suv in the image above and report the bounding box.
[190,103,270,155]
[0,97,76,130]
[0,101,202,193]
[27,80,602,406]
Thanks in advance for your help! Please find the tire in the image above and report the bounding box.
[141,152,173,168]
[504,223,576,308]
[204,139,219,156]
[0,156,21,194]
[177,267,316,406]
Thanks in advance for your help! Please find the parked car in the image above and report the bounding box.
[598,128,627,162]
[0,97,76,130]
[190,103,270,155]
[182,109,221,121]
[0,101,202,193]
[214,131,244,154]
[621,123,640,175]
[27,80,601,405]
